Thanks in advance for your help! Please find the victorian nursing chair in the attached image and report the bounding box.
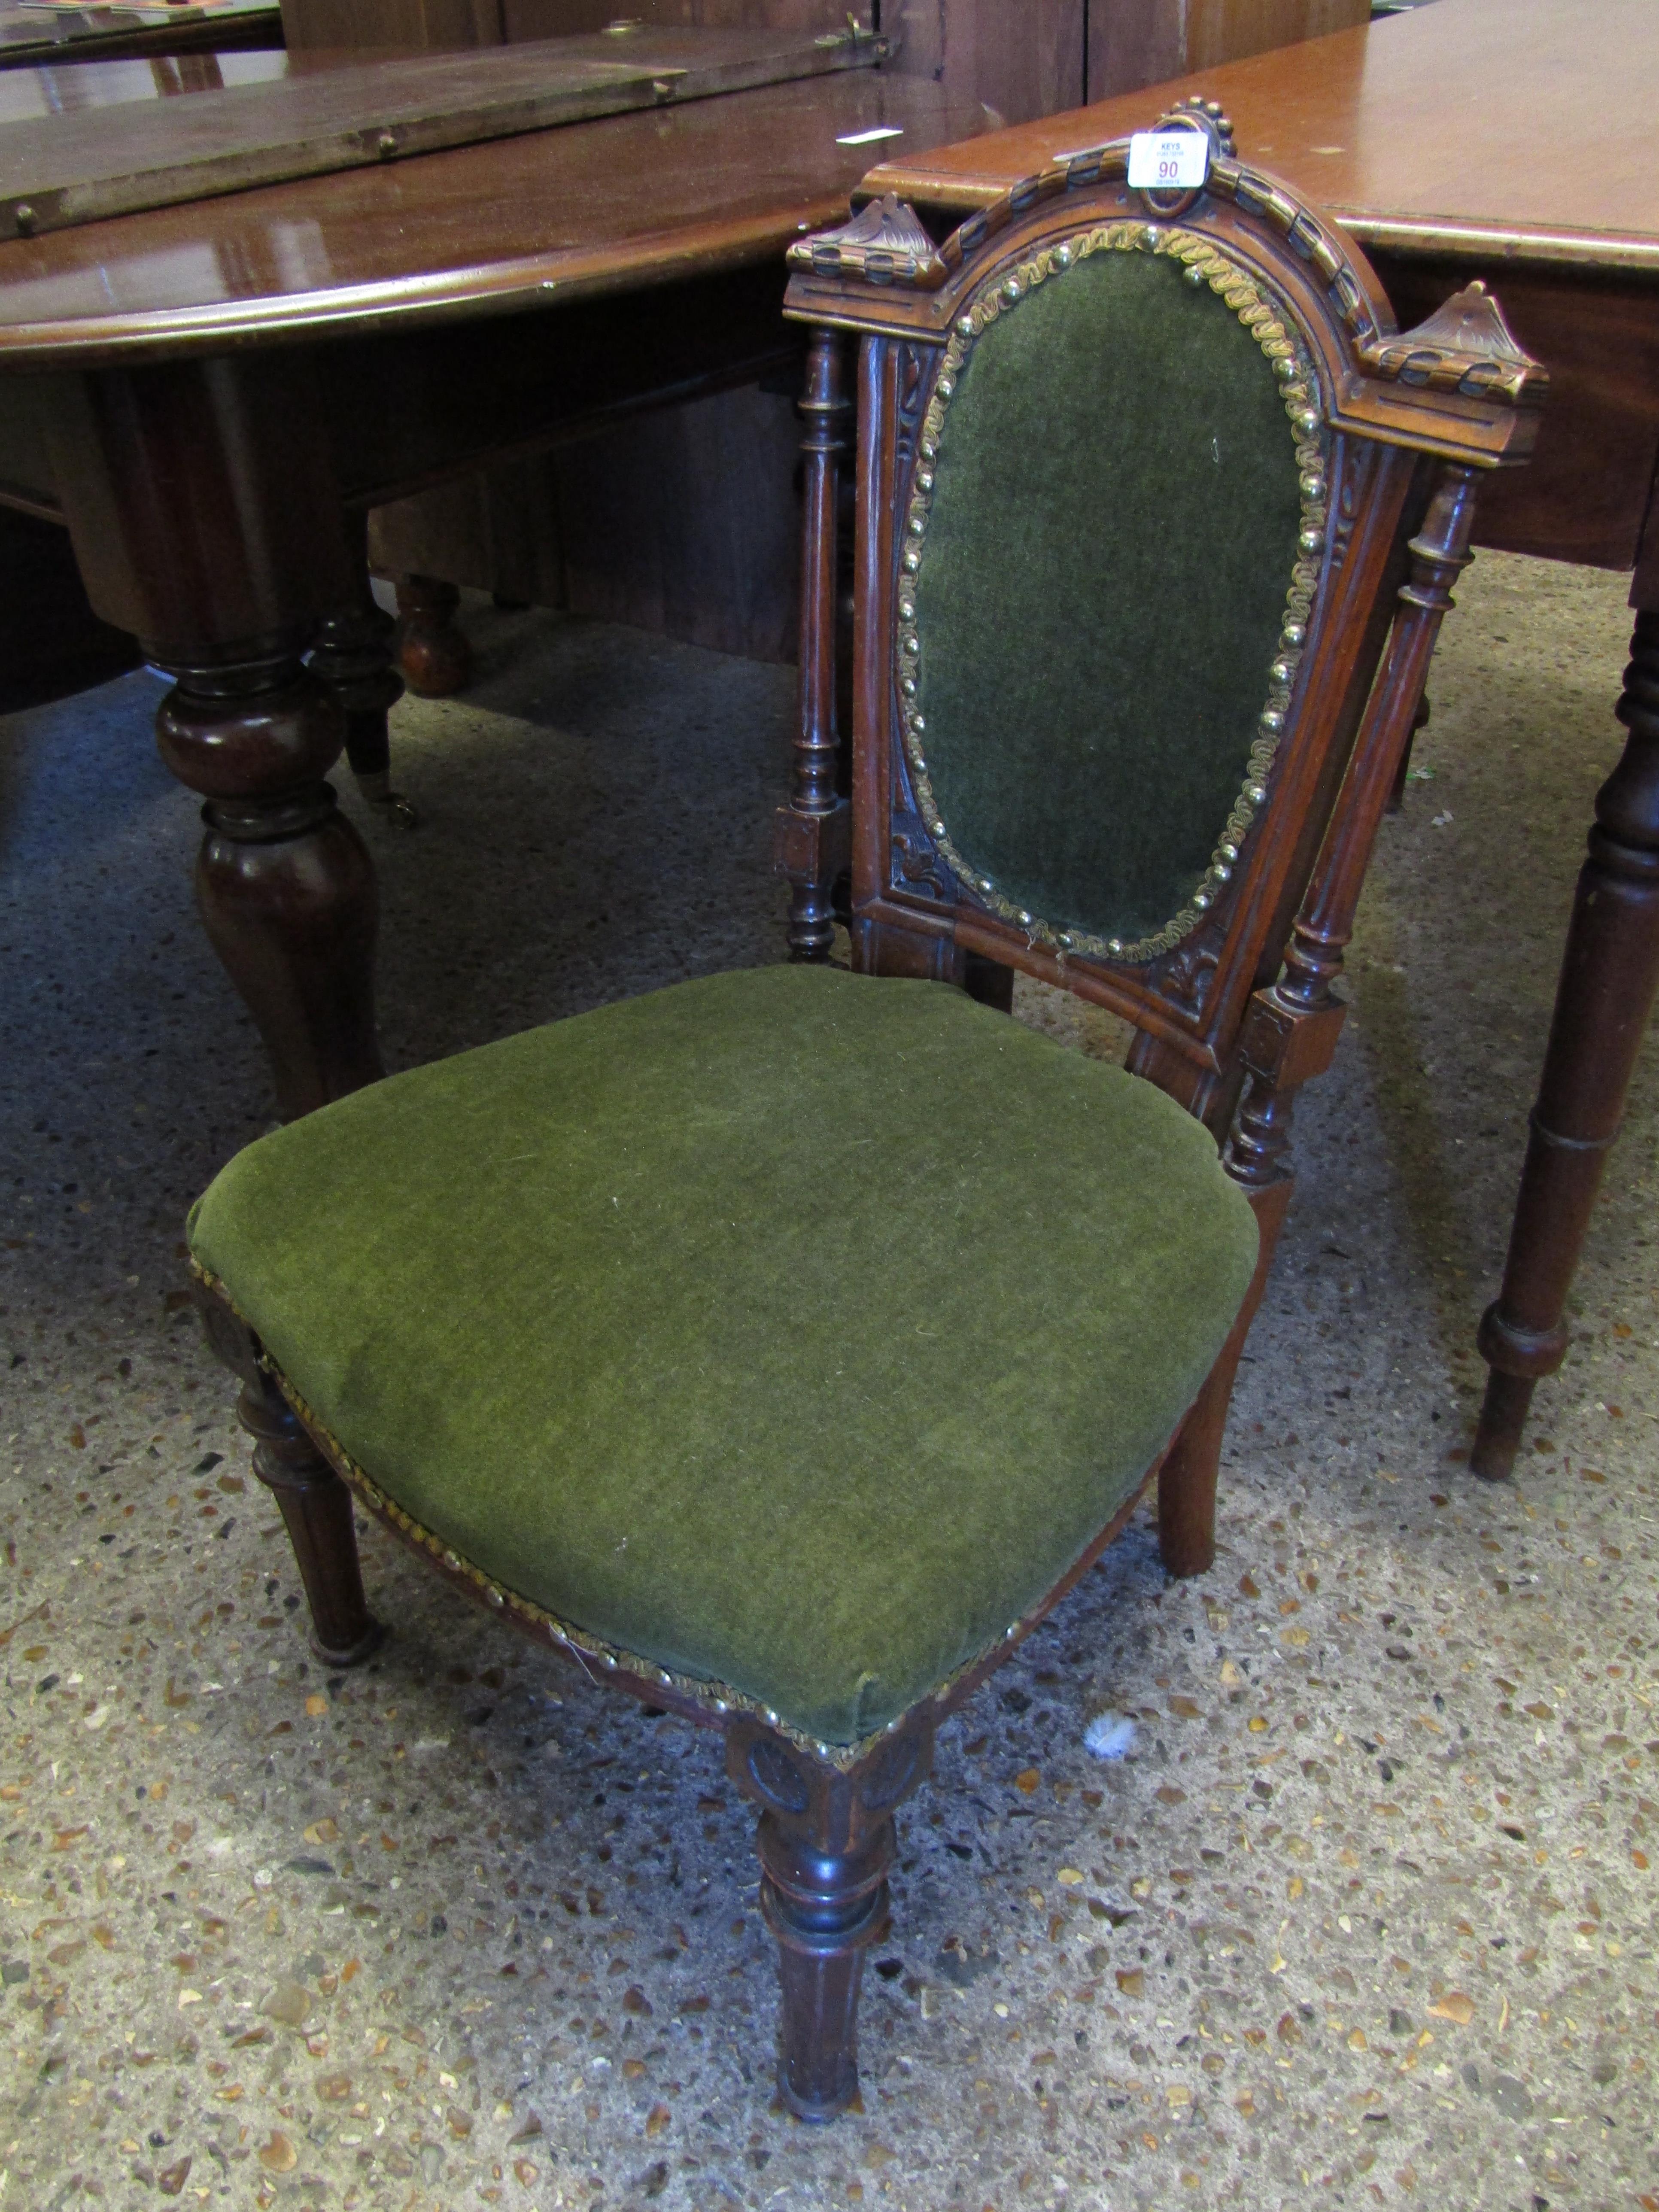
[186,99,1542,2123]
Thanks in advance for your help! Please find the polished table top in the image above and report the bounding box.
[0,66,982,364]
[863,0,1659,274]
[0,0,278,68]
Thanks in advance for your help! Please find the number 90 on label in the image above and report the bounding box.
[1127,130,1210,192]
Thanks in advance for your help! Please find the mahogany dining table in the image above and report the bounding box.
[3,0,1653,1488]
[856,0,1659,1480]
[0,46,988,1100]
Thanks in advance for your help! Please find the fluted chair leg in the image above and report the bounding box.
[758,1810,893,2121]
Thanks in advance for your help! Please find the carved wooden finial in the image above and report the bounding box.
[1357,281,1548,405]
[787,192,945,289]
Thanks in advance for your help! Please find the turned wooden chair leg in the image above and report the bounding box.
[1161,1177,1294,1578]
[757,1811,893,2121]
[1158,1356,1234,1579]
[238,1365,383,1667]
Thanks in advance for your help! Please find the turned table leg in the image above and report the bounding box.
[39,351,385,1120]
[1473,611,1659,1477]
[395,573,473,698]
[154,643,384,1121]
[313,517,415,827]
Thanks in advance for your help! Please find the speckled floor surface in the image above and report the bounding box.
[1,553,1654,2212]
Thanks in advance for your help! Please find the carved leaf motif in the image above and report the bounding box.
[1357,283,1547,405]
[890,829,948,899]
[787,194,945,289]
[1158,940,1220,1015]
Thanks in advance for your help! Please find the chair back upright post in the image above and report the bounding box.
[778,98,1545,1564]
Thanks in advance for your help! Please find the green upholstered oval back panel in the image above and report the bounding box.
[908,235,1307,955]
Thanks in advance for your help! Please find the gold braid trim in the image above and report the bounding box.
[894,219,1329,965]
[191,1259,1000,1773]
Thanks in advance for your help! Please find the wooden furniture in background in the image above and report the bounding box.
[0,40,291,717]
[188,105,1537,2121]
[277,0,1369,112]
[282,0,1362,665]
[0,62,991,1118]
[1087,0,1370,100]
[277,0,1090,124]
[858,0,1659,1478]
[0,0,281,70]
[0,19,890,237]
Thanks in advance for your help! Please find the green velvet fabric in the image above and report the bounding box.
[188,968,1257,1745]
[913,243,1303,947]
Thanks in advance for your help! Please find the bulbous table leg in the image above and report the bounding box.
[41,351,385,1123]
[153,639,384,1121]
[395,573,473,698]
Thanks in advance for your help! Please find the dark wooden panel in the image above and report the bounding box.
[0,502,138,712]
[501,0,1087,125]
[371,381,803,662]
[279,0,502,52]
[886,0,1084,127]
[1373,257,1659,571]
[369,462,558,604]
[1086,0,1369,102]
[504,0,841,36]
[548,380,802,658]
[316,257,801,505]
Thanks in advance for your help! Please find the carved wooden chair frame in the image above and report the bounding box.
[776,93,1546,1469]
[193,98,1544,2127]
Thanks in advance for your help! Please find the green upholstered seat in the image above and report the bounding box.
[188,966,1257,1747]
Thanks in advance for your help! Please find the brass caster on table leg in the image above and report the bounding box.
[352,767,419,830]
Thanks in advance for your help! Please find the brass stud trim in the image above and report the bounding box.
[896,219,1331,966]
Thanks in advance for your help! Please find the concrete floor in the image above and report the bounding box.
[0,553,1654,2212]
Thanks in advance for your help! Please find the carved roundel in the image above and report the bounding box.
[747,1735,812,1815]
[859,1733,919,1813]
